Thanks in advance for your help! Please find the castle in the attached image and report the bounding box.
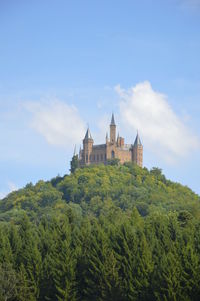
[78,114,143,167]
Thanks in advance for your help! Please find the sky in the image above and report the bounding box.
[0,0,200,197]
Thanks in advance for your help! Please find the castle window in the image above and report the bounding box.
[111,150,115,158]
[90,155,92,161]
[86,154,88,162]
[101,154,103,161]
[105,154,106,160]
[93,155,95,161]
[97,154,99,161]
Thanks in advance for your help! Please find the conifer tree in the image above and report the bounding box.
[70,154,79,174]
[0,263,18,301]
[18,214,41,300]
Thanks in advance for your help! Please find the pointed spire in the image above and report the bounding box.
[79,145,82,159]
[134,131,142,147]
[84,127,93,140]
[110,113,116,126]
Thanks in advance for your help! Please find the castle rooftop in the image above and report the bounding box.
[84,128,93,140]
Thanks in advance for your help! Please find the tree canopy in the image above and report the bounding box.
[0,163,199,300]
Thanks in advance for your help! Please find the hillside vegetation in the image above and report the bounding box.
[0,163,200,301]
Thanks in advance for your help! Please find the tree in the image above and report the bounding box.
[107,158,120,166]
[150,167,166,182]
[18,214,41,300]
[0,263,18,301]
[76,219,122,300]
[38,217,77,301]
[70,155,79,173]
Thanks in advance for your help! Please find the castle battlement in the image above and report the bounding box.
[78,114,143,167]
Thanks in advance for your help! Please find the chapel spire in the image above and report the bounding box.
[84,127,93,140]
[110,113,116,125]
[133,131,142,147]
[110,113,116,144]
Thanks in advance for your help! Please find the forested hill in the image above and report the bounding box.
[0,163,200,301]
[0,162,199,221]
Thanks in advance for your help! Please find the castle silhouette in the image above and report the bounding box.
[78,114,143,167]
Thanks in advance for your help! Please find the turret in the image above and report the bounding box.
[106,132,109,144]
[110,113,116,144]
[83,128,93,164]
[132,131,143,167]
[73,145,77,156]
[117,132,119,146]
[79,145,82,160]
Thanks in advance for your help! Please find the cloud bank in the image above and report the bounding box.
[26,100,86,148]
[0,181,18,199]
[116,81,200,163]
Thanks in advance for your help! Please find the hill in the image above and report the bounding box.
[0,163,200,300]
[0,163,199,221]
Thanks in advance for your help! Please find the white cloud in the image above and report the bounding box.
[0,181,18,199]
[25,99,86,148]
[116,81,200,163]
[8,181,18,192]
[0,192,6,199]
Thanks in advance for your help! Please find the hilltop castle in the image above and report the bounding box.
[78,114,143,167]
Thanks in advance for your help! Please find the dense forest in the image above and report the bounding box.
[0,162,200,301]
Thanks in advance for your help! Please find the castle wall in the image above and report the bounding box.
[80,143,133,166]
[106,144,132,164]
[117,149,132,164]
[90,145,107,164]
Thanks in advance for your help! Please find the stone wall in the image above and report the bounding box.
[79,143,135,166]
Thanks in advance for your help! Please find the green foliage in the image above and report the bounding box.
[0,163,200,300]
[70,155,79,174]
[107,158,120,166]
[0,262,18,301]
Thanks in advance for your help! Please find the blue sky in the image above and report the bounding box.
[0,0,200,197]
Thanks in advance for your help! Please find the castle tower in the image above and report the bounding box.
[132,132,143,167]
[110,113,116,144]
[83,128,93,165]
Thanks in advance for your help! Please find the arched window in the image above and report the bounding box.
[111,150,115,158]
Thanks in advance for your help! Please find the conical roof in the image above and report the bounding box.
[84,128,93,140]
[110,113,116,125]
[134,132,142,147]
